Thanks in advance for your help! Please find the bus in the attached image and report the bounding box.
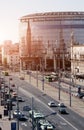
[45,72,59,82]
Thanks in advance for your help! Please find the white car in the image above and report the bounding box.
[48,101,57,107]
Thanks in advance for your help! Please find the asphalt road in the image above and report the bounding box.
[4,74,84,130]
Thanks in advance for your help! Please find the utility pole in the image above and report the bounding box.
[36,65,38,88]
[69,85,71,107]
[58,75,61,100]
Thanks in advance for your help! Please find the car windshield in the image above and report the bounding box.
[51,102,55,104]
[50,101,55,103]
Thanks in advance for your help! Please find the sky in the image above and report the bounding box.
[0,0,84,44]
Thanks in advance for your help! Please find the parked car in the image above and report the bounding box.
[48,101,57,107]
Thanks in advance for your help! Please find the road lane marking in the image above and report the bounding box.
[19,87,55,112]
[20,87,79,130]
[57,113,78,130]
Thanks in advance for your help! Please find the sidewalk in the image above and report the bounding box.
[61,76,84,90]
[24,74,84,118]
[0,106,17,130]
[0,105,22,130]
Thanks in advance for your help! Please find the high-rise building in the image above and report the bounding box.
[19,12,84,71]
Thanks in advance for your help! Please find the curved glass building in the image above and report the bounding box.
[19,12,84,71]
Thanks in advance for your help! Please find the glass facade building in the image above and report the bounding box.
[19,12,84,71]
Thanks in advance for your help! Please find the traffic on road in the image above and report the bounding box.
[0,70,84,130]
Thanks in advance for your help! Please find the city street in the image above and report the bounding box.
[4,72,84,130]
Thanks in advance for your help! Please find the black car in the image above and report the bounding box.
[59,107,67,114]
[13,110,23,118]
[18,114,28,121]
[13,110,28,121]
[17,96,25,102]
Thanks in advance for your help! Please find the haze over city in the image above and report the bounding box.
[0,0,84,44]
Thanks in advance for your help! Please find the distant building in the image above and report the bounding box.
[1,40,19,70]
[7,53,20,71]
[71,44,84,74]
[19,12,84,71]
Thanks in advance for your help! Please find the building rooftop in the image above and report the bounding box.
[20,11,84,21]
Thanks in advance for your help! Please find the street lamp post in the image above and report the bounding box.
[29,71,31,83]
[69,76,73,107]
[58,72,61,100]
[42,76,44,91]
[41,64,44,91]
[58,78,61,100]
[69,85,71,107]
[36,65,39,88]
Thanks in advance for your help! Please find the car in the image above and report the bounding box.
[58,102,65,107]
[12,92,17,97]
[58,107,67,114]
[76,93,84,99]
[23,105,31,111]
[17,96,25,102]
[39,119,54,130]
[48,101,57,107]
[19,76,24,80]
[18,114,28,121]
[12,84,15,87]
[4,71,9,76]
[10,88,14,93]
[13,110,23,118]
